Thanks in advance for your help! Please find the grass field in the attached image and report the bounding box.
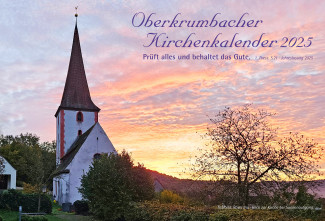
[0,209,18,221]
[0,203,97,221]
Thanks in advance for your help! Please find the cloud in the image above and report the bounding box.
[0,0,324,177]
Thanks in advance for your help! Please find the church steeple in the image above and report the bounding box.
[55,22,100,116]
[53,11,117,205]
[55,16,100,162]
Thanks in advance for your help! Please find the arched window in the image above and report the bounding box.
[93,153,101,160]
[78,130,82,136]
[76,112,83,122]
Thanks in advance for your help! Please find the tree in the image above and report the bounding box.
[131,164,156,201]
[0,134,56,187]
[39,141,56,189]
[191,105,323,206]
[79,151,154,220]
[0,133,56,212]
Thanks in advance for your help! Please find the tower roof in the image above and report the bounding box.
[55,23,100,116]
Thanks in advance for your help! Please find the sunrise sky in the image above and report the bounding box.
[0,0,324,178]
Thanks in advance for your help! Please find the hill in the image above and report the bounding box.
[148,169,325,199]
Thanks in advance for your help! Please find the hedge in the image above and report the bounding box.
[123,201,322,221]
[21,215,48,221]
[73,200,89,215]
[0,189,52,214]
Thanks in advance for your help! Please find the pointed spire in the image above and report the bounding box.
[56,17,100,116]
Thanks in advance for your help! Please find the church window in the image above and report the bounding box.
[76,112,83,122]
[78,130,82,136]
[93,153,101,160]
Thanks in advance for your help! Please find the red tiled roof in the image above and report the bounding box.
[55,24,100,116]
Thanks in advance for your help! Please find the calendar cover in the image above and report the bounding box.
[0,0,324,206]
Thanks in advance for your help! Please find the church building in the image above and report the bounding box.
[52,16,116,205]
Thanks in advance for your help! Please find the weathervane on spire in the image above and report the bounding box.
[75,6,78,19]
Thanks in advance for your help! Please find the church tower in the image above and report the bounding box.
[52,14,116,205]
[54,21,100,164]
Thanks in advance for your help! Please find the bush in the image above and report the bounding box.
[21,215,48,221]
[0,189,52,213]
[160,190,184,204]
[79,151,154,220]
[73,200,89,215]
[211,210,290,221]
[209,213,229,221]
[171,210,209,221]
[127,201,210,221]
[124,201,317,221]
[0,189,21,210]
[0,215,3,221]
[124,204,152,221]
[272,185,322,220]
[22,182,38,194]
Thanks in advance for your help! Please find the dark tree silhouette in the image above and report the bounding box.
[191,104,323,206]
[79,151,155,220]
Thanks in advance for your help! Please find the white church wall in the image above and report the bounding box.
[53,173,70,205]
[1,157,16,189]
[64,110,96,154]
[67,123,116,203]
